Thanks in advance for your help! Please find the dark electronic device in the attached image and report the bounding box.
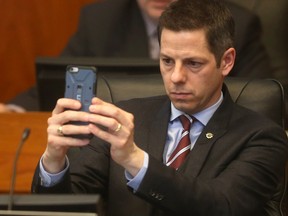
[65,65,97,112]
[64,65,97,139]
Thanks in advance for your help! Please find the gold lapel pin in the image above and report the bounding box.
[206,132,213,139]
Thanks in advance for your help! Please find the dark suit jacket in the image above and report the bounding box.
[32,85,288,216]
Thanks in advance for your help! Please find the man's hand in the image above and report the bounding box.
[42,98,91,173]
[88,98,145,177]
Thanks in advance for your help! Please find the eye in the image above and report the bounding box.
[186,60,202,69]
[161,57,173,66]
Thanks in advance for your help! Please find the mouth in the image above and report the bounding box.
[151,0,171,9]
[170,92,191,100]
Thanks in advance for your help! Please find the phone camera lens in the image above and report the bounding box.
[70,67,79,73]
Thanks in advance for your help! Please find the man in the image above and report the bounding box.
[32,0,288,215]
[2,0,272,112]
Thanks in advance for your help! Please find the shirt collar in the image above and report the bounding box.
[170,92,224,126]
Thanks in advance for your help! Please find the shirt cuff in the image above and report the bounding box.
[39,155,69,187]
[125,152,149,192]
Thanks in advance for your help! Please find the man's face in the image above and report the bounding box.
[160,29,234,114]
[137,0,174,21]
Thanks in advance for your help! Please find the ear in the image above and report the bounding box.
[221,48,236,76]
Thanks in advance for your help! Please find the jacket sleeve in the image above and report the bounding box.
[31,162,71,194]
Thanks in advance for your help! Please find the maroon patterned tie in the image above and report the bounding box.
[167,115,192,169]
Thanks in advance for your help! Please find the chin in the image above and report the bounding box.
[149,9,164,20]
[172,100,193,113]
[173,95,203,113]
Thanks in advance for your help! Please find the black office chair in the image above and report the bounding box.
[97,74,285,128]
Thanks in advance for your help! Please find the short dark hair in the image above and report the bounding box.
[158,0,235,67]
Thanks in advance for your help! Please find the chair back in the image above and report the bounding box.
[97,74,285,128]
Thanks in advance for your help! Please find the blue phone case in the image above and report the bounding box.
[65,65,97,112]
[64,65,97,139]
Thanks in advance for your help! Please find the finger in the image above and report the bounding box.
[87,110,134,137]
[50,124,91,137]
[48,109,91,126]
[47,134,90,148]
[113,123,122,133]
[48,122,91,145]
[88,123,129,146]
[52,98,82,115]
[89,98,134,129]
[87,113,120,131]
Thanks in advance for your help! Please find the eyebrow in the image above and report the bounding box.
[160,53,205,62]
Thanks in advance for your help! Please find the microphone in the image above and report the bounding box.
[7,128,31,211]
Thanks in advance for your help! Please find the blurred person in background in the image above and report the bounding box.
[1,0,272,112]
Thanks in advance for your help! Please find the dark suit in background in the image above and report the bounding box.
[62,0,272,78]
[32,85,288,216]
[8,0,272,111]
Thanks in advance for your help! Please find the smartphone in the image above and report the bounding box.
[65,65,97,111]
[64,65,97,139]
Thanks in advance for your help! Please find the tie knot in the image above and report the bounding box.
[179,115,191,131]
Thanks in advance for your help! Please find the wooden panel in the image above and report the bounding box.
[0,112,51,193]
[0,0,95,102]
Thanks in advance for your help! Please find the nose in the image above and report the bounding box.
[170,63,187,83]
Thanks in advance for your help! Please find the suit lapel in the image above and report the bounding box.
[179,121,228,176]
[138,85,234,177]
[179,85,234,176]
[146,99,171,162]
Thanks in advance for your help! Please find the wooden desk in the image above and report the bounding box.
[0,112,50,193]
